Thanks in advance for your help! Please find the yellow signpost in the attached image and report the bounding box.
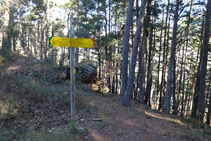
[49,30,95,130]
[49,37,95,48]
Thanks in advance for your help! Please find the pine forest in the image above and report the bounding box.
[0,0,211,140]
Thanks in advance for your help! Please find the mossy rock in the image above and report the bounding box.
[75,61,97,84]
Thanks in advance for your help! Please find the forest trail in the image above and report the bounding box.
[0,56,211,141]
[77,90,211,141]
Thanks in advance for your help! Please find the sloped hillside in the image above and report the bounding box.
[0,54,210,141]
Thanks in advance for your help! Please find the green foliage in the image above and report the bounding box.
[116,130,122,136]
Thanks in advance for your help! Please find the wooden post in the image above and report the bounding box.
[70,21,75,129]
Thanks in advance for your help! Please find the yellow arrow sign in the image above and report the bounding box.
[49,37,70,47]
[49,37,95,48]
[71,38,95,48]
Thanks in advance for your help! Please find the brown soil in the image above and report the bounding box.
[77,91,211,141]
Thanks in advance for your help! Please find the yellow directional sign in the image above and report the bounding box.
[49,37,95,48]
[49,37,70,47]
[71,38,95,48]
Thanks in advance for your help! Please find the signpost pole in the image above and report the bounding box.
[70,21,75,129]
[48,16,95,131]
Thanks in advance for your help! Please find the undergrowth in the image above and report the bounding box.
[0,54,94,140]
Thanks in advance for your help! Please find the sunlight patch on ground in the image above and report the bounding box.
[0,90,18,118]
[123,119,136,126]
[89,129,105,141]
[119,118,136,126]
[90,101,95,106]
[0,102,18,115]
[7,65,20,71]
[141,110,188,126]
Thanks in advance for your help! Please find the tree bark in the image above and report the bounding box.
[121,0,135,106]
[145,0,154,107]
[157,11,164,109]
[183,55,192,116]
[163,0,180,113]
[207,73,211,125]
[1,0,11,54]
[11,7,16,52]
[138,32,146,104]
[159,0,170,110]
[97,1,101,80]
[172,50,177,115]
[124,0,146,107]
[180,0,193,117]
[197,0,211,122]
[191,16,204,118]
[177,45,185,113]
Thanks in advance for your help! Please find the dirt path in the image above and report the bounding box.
[76,91,211,141]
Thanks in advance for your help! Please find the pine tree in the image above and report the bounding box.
[124,0,146,107]
[197,0,211,122]
[121,0,135,106]
[1,0,11,55]
[163,0,180,113]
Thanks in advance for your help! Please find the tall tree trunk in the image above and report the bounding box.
[116,43,119,95]
[134,0,139,100]
[37,21,40,57]
[107,0,111,92]
[75,0,80,64]
[97,1,101,80]
[183,55,192,116]
[44,0,48,59]
[206,72,211,125]
[157,11,164,109]
[172,49,177,115]
[136,31,144,102]
[1,0,11,54]
[138,33,146,104]
[145,0,153,107]
[51,2,55,61]
[181,50,187,116]
[146,0,156,106]
[163,0,180,113]
[12,7,16,52]
[115,2,118,95]
[177,45,185,112]
[197,0,211,122]
[27,30,29,53]
[191,17,204,118]
[121,0,135,106]
[40,21,43,60]
[179,0,193,116]
[124,0,146,107]
[159,0,170,110]
[19,0,24,52]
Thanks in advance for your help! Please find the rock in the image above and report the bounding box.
[43,60,97,84]
[75,61,97,84]
[80,119,85,122]
[143,122,147,127]
[78,113,82,118]
[146,116,151,119]
[78,127,85,131]
[92,118,102,121]
[48,130,52,133]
